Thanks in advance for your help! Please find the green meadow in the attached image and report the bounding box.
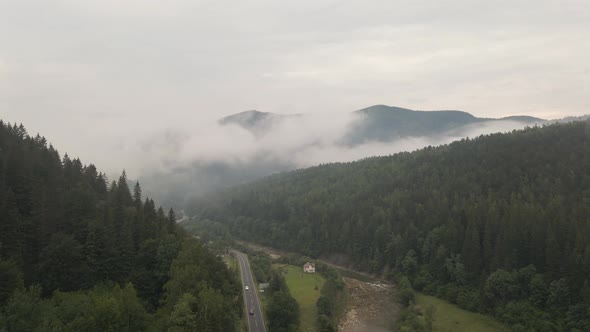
[416,293,508,332]
[274,264,325,331]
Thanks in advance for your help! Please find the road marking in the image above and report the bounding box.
[234,250,266,332]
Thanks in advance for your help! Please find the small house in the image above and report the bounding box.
[259,283,269,292]
[303,262,316,273]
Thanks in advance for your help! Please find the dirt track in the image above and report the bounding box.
[338,277,400,332]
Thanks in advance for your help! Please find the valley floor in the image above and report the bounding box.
[338,277,400,332]
[415,294,508,332]
[274,264,325,331]
[238,241,401,330]
[238,241,508,332]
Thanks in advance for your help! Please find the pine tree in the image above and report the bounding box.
[117,171,133,207]
[0,189,22,260]
[133,181,142,208]
[462,220,482,276]
[168,208,176,234]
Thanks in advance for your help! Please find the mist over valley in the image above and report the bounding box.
[138,104,546,207]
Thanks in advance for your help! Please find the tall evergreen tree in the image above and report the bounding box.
[0,120,241,330]
[168,208,176,234]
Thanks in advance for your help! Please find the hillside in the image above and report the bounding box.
[192,120,590,331]
[141,105,545,209]
[0,121,242,331]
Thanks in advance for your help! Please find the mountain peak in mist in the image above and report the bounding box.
[218,110,302,137]
[499,115,546,122]
[357,104,477,120]
[346,104,545,144]
[219,110,272,126]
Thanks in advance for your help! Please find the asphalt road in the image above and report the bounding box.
[234,250,267,332]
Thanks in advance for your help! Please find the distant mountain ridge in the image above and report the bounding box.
[143,105,550,209]
[347,105,545,143]
[219,105,546,143]
[219,110,302,137]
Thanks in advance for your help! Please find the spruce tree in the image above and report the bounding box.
[168,208,176,234]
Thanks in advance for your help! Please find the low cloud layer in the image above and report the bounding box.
[1,1,588,204]
[133,111,360,175]
[133,110,541,172]
[127,112,541,207]
[290,120,531,167]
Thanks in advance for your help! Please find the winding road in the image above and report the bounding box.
[233,250,267,332]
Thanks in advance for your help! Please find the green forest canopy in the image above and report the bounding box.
[0,121,241,331]
[192,120,590,331]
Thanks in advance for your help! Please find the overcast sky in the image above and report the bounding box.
[1,0,589,175]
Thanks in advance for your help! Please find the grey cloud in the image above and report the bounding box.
[135,111,542,208]
[1,0,589,180]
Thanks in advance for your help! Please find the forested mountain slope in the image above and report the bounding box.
[193,120,590,330]
[141,105,545,209]
[0,121,241,331]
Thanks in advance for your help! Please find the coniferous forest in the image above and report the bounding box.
[0,121,242,331]
[192,121,590,331]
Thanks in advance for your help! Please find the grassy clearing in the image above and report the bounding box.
[274,264,325,332]
[225,254,238,271]
[415,293,508,332]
